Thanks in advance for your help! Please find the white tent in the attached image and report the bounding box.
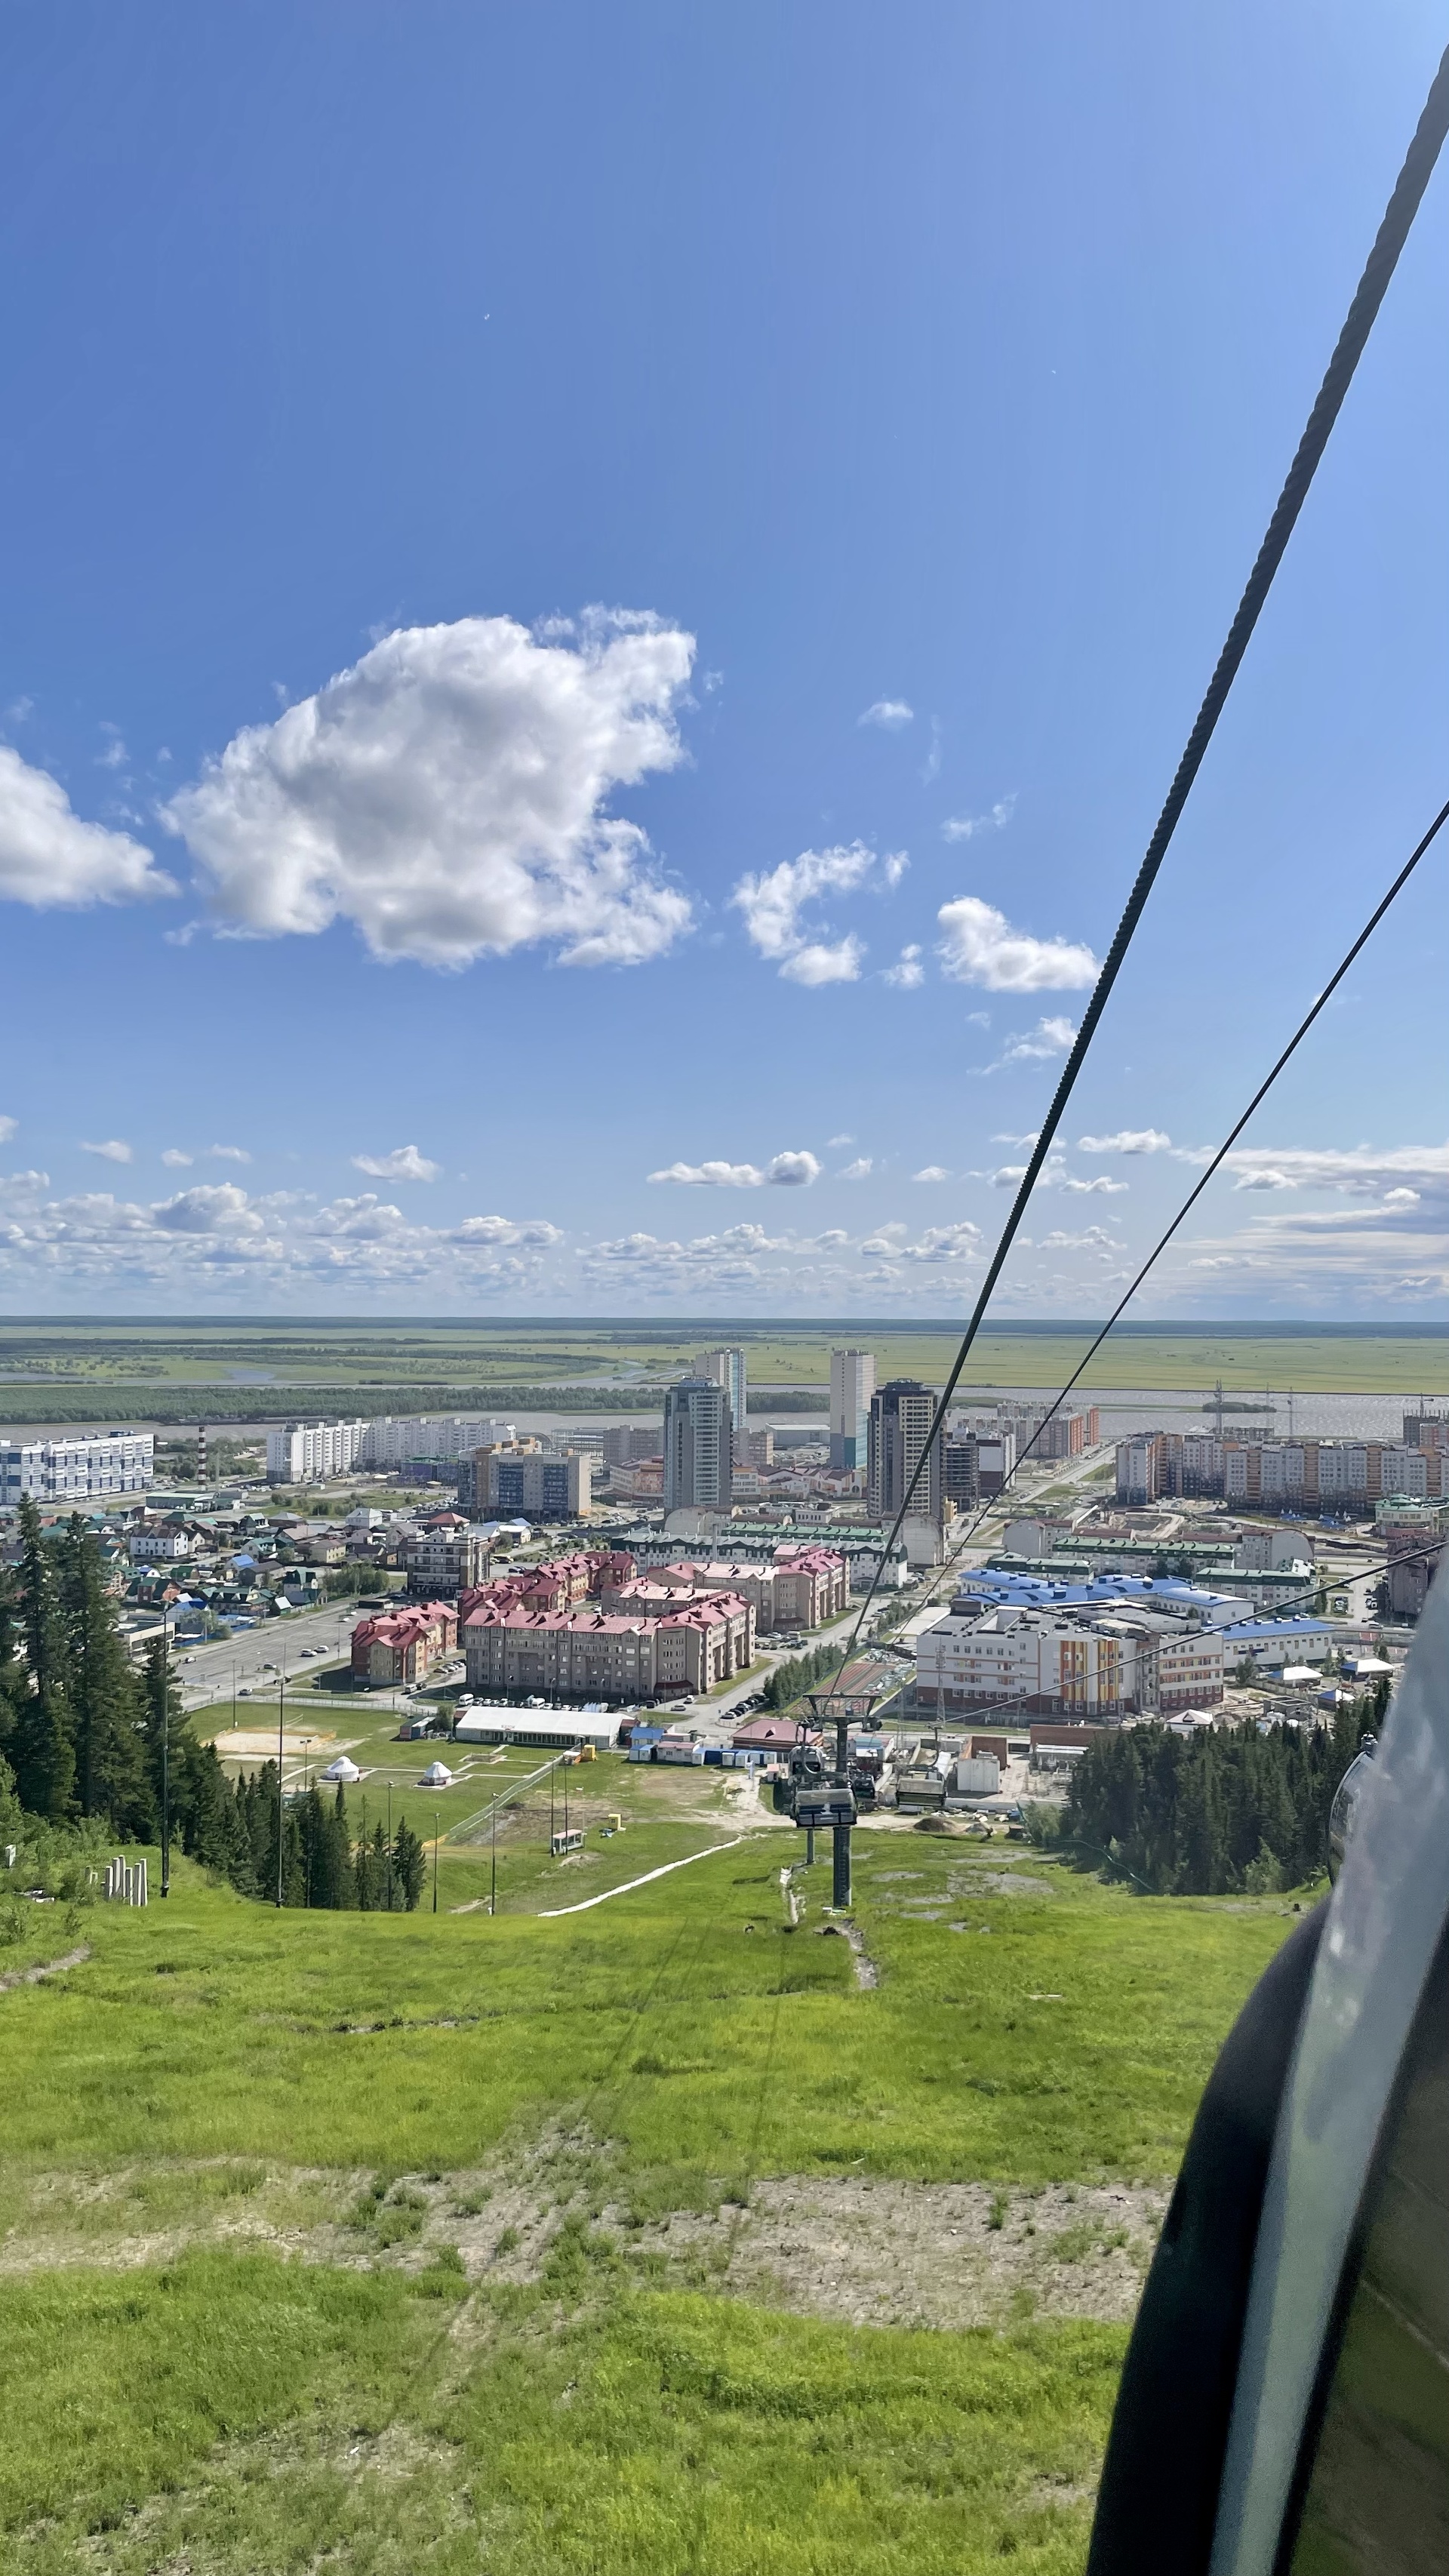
[321,1755,361,1783]
[420,1760,454,1787]
[1280,1666,1322,1686]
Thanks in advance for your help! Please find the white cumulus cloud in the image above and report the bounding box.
[858,699,914,729]
[912,1166,949,1183]
[352,1144,441,1183]
[0,1116,16,1144]
[937,896,1097,991]
[648,1150,821,1190]
[882,943,924,989]
[208,1143,251,1165]
[164,611,696,969]
[82,1139,133,1164]
[0,745,177,909]
[838,1158,873,1180]
[161,1150,192,1168]
[731,842,903,984]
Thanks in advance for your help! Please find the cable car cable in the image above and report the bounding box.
[891,791,1449,1630]
[820,44,1449,1707]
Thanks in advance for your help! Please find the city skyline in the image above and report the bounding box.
[0,5,1445,1319]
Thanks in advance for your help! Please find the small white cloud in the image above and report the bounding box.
[0,746,177,910]
[941,795,1016,843]
[1235,1168,1297,1192]
[977,1016,1080,1073]
[1078,1128,1171,1155]
[96,726,128,771]
[912,1166,950,1183]
[827,1134,854,1148]
[764,1150,821,1187]
[938,897,1097,991]
[781,935,866,985]
[352,1145,441,1183]
[82,1138,133,1164]
[0,1115,16,1144]
[992,1131,1039,1146]
[838,1158,873,1180]
[160,1149,192,1168]
[650,1159,765,1188]
[1062,1174,1129,1195]
[5,696,34,725]
[1041,1226,1120,1249]
[858,699,914,729]
[208,1143,251,1165]
[882,943,924,989]
[1383,1186,1421,1208]
[732,841,902,984]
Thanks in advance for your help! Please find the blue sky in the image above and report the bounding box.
[1,0,1446,1319]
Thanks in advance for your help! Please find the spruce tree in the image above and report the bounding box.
[59,1518,154,1837]
[10,1500,75,1820]
[392,1817,426,1910]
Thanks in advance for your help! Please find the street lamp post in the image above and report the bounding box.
[160,1614,171,1900]
[275,1661,286,1908]
[432,1809,439,1913]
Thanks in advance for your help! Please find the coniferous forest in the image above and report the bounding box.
[1048,1685,1387,1894]
[0,1500,424,1911]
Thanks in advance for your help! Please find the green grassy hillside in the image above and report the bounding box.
[0,1790,1303,2574]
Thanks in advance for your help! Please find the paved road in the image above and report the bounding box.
[173,1599,364,1713]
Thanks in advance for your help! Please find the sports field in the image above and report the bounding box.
[0,1756,1302,2574]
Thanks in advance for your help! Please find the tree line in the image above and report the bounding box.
[763,1641,847,1711]
[1040,1685,1386,1894]
[0,1500,425,1909]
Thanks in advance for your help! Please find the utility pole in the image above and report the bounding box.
[386,1783,393,1911]
[432,1810,439,1913]
[160,1614,171,1899]
[275,1663,285,1907]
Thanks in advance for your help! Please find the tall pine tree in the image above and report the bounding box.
[58,1518,154,1838]
[10,1499,75,1820]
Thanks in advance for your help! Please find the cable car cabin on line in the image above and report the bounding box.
[549,1829,585,1857]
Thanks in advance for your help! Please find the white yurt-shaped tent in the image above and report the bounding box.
[420,1760,454,1787]
[321,1755,362,1784]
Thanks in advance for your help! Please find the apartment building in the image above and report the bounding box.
[462,1589,753,1702]
[350,1602,457,1685]
[829,1348,875,1473]
[663,1377,732,1513]
[401,1524,493,1598]
[266,1420,368,1485]
[1375,1497,1449,1619]
[601,1423,663,1467]
[867,1379,941,1523]
[358,1415,515,1471]
[484,1448,592,1521]
[694,1346,747,1428]
[0,1430,155,1506]
[604,1546,848,1633]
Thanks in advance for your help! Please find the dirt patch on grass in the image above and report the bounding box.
[0,2135,1164,2331]
[0,1944,90,1994]
[627,2174,1166,2328]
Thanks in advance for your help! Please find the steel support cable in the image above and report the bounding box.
[820,45,1449,1712]
[902,792,1449,1617]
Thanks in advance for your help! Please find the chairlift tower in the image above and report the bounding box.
[800,1679,888,1910]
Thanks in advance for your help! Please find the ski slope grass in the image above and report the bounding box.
[0,1833,1303,2572]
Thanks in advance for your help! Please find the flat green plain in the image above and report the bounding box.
[0,1775,1304,2573]
[0,1316,1444,1407]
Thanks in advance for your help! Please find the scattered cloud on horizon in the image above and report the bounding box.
[648,1150,823,1189]
[352,1144,441,1183]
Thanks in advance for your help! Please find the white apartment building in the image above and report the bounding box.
[0,1430,154,1507]
[829,1348,875,1473]
[916,1601,1225,1716]
[266,1420,368,1484]
[358,1415,516,1469]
